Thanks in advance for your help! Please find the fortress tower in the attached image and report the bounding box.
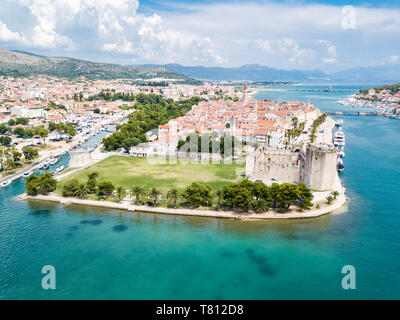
[247,144,339,191]
[69,148,92,168]
[303,145,338,191]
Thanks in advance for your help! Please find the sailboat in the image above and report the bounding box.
[323,84,334,92]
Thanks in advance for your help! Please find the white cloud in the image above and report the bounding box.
[323,58,337,64]
[0,1,399,70]
[0,20,26,43]
[10,0,224,64]
[318,40,337,64]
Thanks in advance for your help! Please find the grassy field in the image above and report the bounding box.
[60,156,245,193]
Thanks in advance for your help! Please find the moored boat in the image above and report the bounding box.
[333,129,346,146]
[23,172,33,178]
[1,180,11,188]
[55,166,65,173]
[335,118,344,126]
[337,158,344,172]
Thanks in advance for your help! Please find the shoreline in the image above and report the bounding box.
[18,191,348,220]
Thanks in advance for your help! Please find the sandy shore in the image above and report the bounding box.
[18,191,348,220]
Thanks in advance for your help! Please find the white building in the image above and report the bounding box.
[10,105,45,119]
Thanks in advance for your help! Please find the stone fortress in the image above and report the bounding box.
[246,143,340,191]
[68,148,92,168]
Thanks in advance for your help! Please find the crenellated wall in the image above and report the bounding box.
[247,144,338,191]
[248,147,303,185]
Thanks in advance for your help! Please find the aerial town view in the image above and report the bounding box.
[0,0,399,306]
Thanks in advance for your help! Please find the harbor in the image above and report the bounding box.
[0,115,123,189]
[338,94,400,119]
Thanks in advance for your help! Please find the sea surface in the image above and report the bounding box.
[1,84,400,299]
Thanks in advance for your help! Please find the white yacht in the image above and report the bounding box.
[49,158,58,165]
[334,130,346,146]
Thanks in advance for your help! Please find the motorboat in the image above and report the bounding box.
[1,180,11,188]
[23,172,33,178]
[337,149,345,158]
[55,166,65,173]
[335,118,344,126]
[337,158,344,172]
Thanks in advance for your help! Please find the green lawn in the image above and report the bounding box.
[60,156,245,193]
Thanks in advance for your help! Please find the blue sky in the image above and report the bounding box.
[0,0,399,72]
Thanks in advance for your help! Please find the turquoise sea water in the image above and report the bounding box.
[1,84,400,299]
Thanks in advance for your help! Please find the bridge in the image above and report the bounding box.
[325,111,381,116]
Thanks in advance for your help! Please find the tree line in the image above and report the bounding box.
[177,133,237,155]
[309,113,327,143]
[25,173,57,196]
[58,172,319,214]
[359,82,400,96]
[0,146,39,172]
[102,94,202,151]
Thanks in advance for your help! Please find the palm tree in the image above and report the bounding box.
[74,184,88,199]
[167,188,179,208]
[253,199,269,213]
[326,196,334,204]
[132,186,144,204]
[332,191,339,199]
[292,117,298,129]
[149,188,161,207]
[38,128,49,146]
[0,149,4,172]
[117,186,126,202]
[215,190,223,211]
[88,172,99,180]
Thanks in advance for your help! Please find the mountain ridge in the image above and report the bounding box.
[0,49,196,82]
[134,63,400,83]
[1,48,399,83]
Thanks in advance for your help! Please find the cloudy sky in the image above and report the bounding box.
[0,0,399,72]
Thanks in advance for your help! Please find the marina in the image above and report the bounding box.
[0,115,123,188]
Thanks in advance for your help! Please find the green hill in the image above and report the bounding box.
[0,49,197,82]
